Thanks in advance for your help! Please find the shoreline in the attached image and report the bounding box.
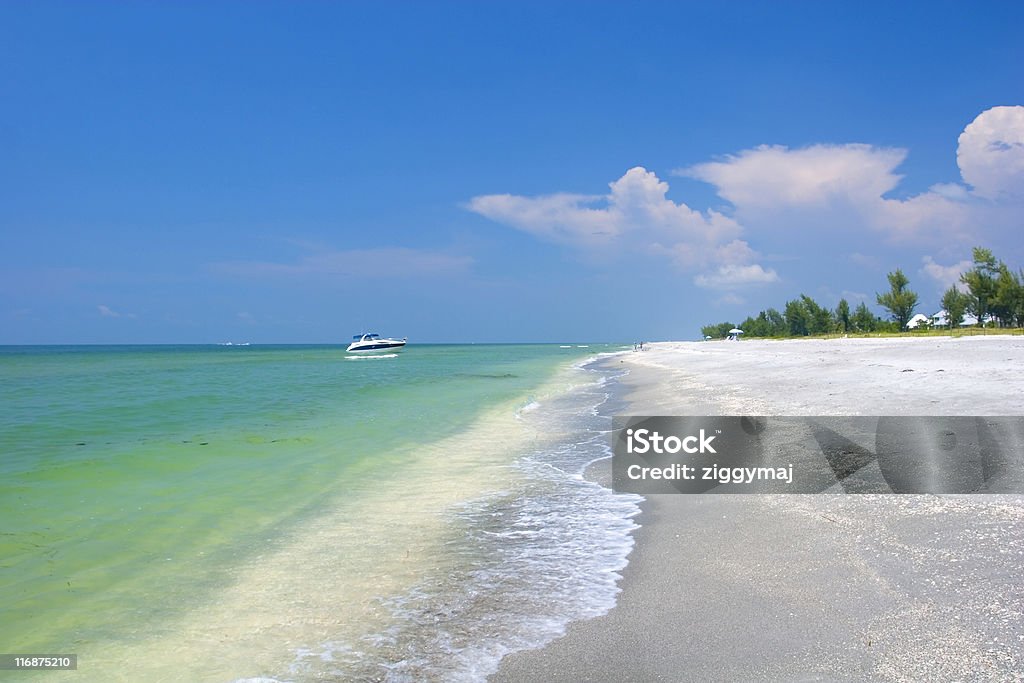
[4,344,631,682]
[492,336,1024,681]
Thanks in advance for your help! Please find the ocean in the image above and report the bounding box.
[0,344,642,682]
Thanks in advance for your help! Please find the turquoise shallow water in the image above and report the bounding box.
[0,343,639,681]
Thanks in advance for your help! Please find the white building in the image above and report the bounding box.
[905,313,931,329]
[930,309,980,327]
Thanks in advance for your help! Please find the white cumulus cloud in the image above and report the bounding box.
[681,142,974,243]
[467,166,773,287]
[468,167,743,248]
[694,263,780,289]
[466,192,620,248]
[684,144,906,209]
[678,106,1024,247]
[920,256,972,291]
[957,105,1024,200]
[467,106,1023,295]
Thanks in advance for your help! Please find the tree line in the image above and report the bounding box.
[701,247,1024,339]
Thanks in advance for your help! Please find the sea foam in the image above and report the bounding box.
[275,360,642,682]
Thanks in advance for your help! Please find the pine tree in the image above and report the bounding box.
[852,302,876,332]
[876,269,918,330]
[835,298,851,333]
[993,264,1023,327]
[784,299,809,336]
[960,247,999,327]
[941,286,969,329]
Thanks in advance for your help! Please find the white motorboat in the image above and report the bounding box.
[346,333,407,353]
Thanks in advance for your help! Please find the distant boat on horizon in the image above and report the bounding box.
[346,333,407,354]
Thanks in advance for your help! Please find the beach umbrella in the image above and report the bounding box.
[729,328,744,334]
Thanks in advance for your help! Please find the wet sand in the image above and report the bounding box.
[491,336,1024,681]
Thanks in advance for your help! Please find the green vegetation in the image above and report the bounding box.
[852,302,879,332]
[994,262,1024,327]
[960,247,999,327]
[941,286,969,330]
[876,268,918,330]
[835,298,851,334]
[701,246,1024,339]
[701,321,739,339]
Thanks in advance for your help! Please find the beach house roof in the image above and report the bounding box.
[906,313,931,329]
[930,309,980,327]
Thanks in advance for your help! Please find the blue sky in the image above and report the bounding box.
[2,2,1022,343]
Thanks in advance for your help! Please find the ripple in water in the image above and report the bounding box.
[266,360,642,682]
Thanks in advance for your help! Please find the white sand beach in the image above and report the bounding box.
[493,336,1024,682]
[622,335,1024,417]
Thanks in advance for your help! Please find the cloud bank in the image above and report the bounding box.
[468,106,1023,294]
[468,167,775,289]
[686,144,907,209]
[681,143,975,244]
[681,106,1023,246]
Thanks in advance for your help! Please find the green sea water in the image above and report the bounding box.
[0,343,629,680]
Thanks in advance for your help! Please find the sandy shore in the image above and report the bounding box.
[492,336,1024,682]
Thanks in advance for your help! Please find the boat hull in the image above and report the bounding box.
[346,340,407,353]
